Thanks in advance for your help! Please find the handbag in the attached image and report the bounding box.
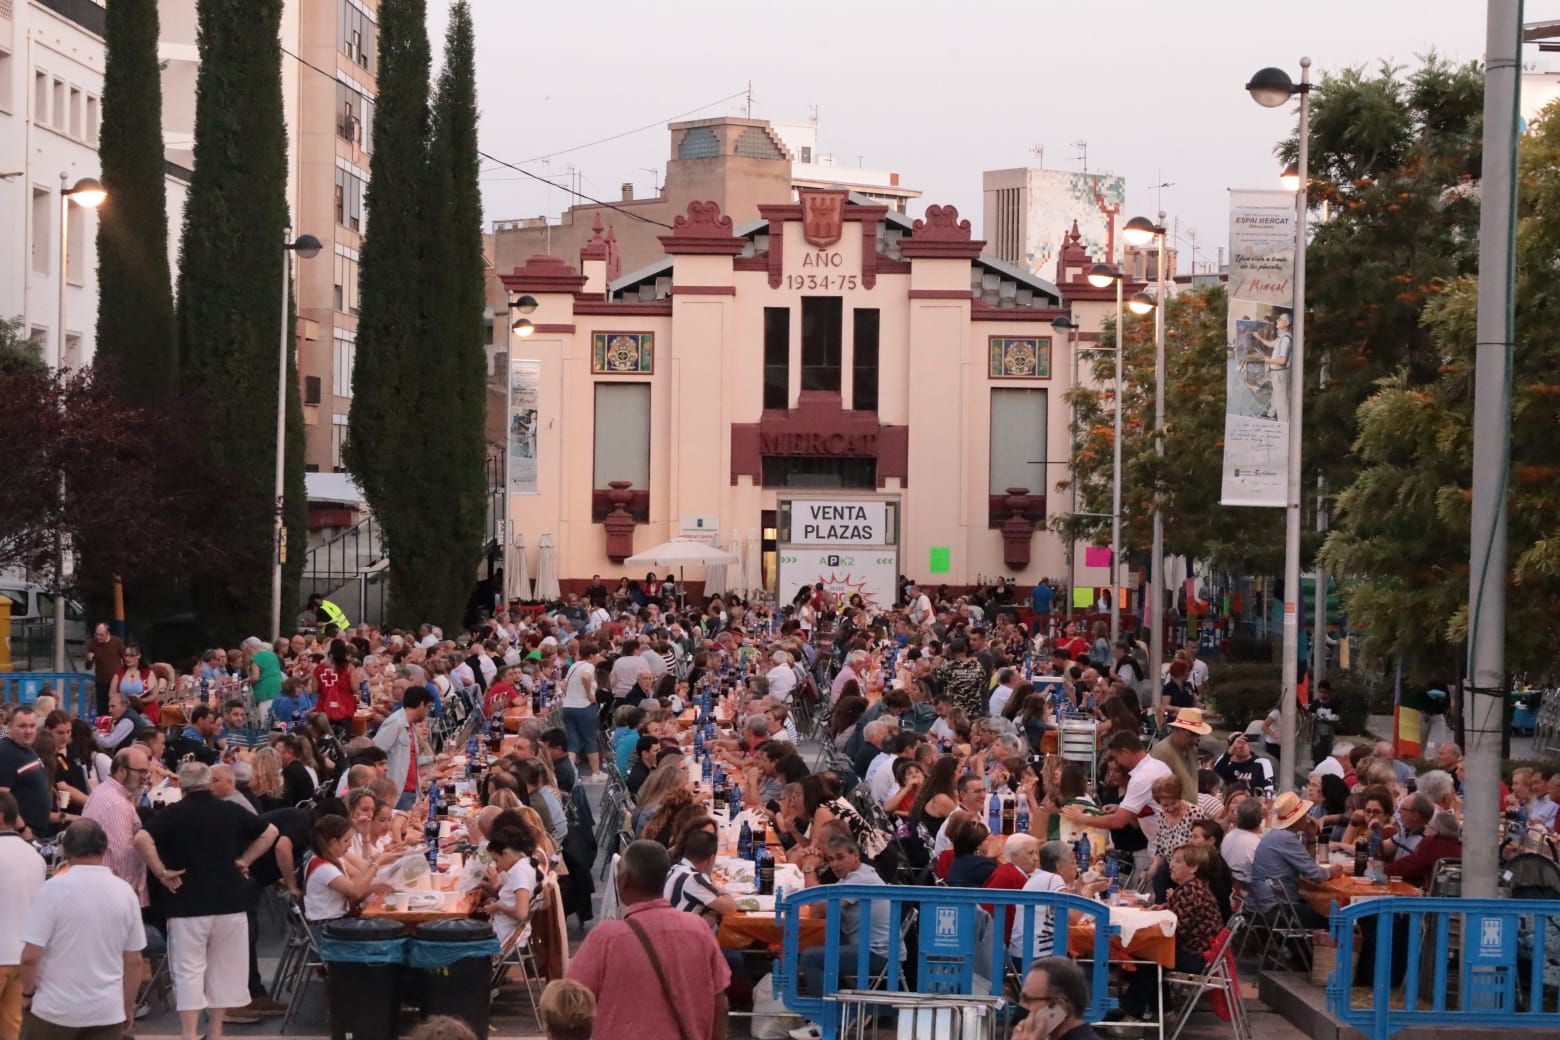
[625,916,695,1040]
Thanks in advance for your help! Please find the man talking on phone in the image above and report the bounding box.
[1013,957,1102,1040]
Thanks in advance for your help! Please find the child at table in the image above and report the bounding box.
[482,824,539,949]
[304,815,394,923]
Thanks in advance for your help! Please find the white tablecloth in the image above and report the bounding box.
[1107,905,1177,946]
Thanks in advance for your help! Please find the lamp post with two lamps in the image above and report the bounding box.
[50,174,107,670]
[1245,58,1312,793]
[1120,213,1170,727]
[269,231,322,642]
[501,294,538,606]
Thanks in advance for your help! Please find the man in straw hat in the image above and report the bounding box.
[1150,707,1211,805]
[1249,790,1344,928]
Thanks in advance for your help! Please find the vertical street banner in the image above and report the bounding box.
[509,359,540,495]
[1222,189,1297,507]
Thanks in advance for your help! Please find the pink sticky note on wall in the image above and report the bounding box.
[1084,546,1112,568]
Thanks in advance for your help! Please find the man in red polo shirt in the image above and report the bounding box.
[568,840,729,1039]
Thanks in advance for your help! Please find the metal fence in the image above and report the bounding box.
[776,884,1119,1039]
[0,672,96,718]
[1327,896,1560,1040]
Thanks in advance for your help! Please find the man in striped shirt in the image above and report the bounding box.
[82,746,152,907]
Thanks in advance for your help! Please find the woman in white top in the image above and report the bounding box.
[304,815,394,923]
[765,651,798,704]
[482,823,539,949]
[560,645,601,775]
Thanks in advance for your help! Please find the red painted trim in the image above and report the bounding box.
[908,289,973,300]
[671,285,737,296]
[531,323,576,333]
[971,306,1067,323]
[573,300,673,316]
[730,391,909,488]
[733,257,769,272]
[767,218,784,288]
[861,219,878,289]
[874,257,911,274]
[659,239,746,256]
[500,255,589,295]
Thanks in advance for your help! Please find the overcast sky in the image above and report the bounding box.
[429,0,1544,275]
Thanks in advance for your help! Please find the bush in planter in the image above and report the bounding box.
[1206,662,1281,731]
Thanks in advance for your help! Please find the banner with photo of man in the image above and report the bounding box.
[509,360,540,494]
[1221,189,1298,507]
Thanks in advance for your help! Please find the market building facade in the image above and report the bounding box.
[500,190,1081,608]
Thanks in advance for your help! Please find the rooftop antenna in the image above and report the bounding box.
[809,104,819,125]
[1071,138,1088,174]
[746,80,753,118]
[1149,170,1175,213]
[1030,144,1045,168]
[641,167,660,195]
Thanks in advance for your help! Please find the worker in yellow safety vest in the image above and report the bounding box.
[303,593,350,633]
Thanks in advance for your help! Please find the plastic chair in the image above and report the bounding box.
[1165,918,1250,1040]
[491,880,552,1023]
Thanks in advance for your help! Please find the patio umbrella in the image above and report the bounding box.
[746,528,762,598]
[508,533,531,604]
[534,534,561,602]
[627,537,738,602]
[729,536,747,599]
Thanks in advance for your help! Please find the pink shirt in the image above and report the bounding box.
[81,778,147,907]
[567,898,730,1040]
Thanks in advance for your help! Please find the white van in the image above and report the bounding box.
[0,580,87,668]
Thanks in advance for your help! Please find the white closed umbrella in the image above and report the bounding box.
[534,534,561,602]
[509,533,531,604]
[746,528,762,598]
[729,536,747,599]
[627,537,738,603]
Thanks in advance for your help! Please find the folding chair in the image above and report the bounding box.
[272,897,326,1034]
[1253,880,1314,972]
[1165,919,1250,1040]
[492,881,550,1022]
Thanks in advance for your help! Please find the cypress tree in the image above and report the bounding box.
[417,0,488,629]
[345,0,434,628]
[95,0,175,401]
[175,0,304,638]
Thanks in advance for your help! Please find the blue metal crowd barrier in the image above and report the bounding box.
[0,672,96,718]
[775,883,1119,1038]
[1326,896,1560,1040]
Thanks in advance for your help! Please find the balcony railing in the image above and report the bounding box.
[36,0,106,37]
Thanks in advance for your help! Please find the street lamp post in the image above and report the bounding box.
[270,232,322,643]
[1052,314,1080,622]
[1085,264,1125,649]
[52,174,106,672]
[502,295,539,607]
[1247,59,1312,792]
[1124,215,1170,729]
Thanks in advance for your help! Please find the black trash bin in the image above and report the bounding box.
[319,917,406,1040]
[411,918,501,1039]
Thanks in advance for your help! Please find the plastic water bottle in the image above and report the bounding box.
[1074,833,1091,874]
[987,791,1003,835]
[465,736,478,779]
[425,789,440,871]
[1016,798,1030,835]
[738,820,752,859]
[1105,854,1120,898]
[199,676,210,705]
[702,753,713,784]
[359,680,369,705]
[694,726,704,756]
[729,783,741,817]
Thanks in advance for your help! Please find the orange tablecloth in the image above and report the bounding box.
[362,873,477,929]
[503,707,535,733]
[1300,876,1420,918]
[719,912,827,950]
[1068,921,1175,969]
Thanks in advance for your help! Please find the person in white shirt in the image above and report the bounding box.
[907,584,934,631]
[867,732,916,806]
[0,793,45,1039]
[988,668,1016,717]
[586,604,611,634]
[18,818,144,1038]
[1062,730,1171,846]
[1220,796,1264,882]
[482,825,538,950]
[1309,742,1352,782]
[1010,842,1106,959]
[303,816,392,923]
[609,639,652,701]
[766,651,799,704]
[1531,770,1560,830]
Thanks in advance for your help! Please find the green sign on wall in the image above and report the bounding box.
[928,546,951,574]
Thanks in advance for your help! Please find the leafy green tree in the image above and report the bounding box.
[1054,285,1284,576]
[175,0,304,638]
[95,0,176,401]
[1283,58,1484,499]
[344,0,436,627]
[1321,101,1560,681]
